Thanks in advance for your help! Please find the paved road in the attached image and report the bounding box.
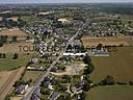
[22,23,86,100]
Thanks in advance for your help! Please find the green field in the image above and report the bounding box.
[0,53,31,71]
[90,47,133,82]
[23,71,43,85]
[86,85,133,100]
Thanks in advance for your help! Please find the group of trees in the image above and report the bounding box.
[99,75,115,86]
[0,53,6,58]
[98,75,133,86]
[12,36,17,42]
[83,55,94,75]
[0,53,18,59]
[0,17,26,28]
[0,35,8,47]
[13,79,32,89]
[0,35,17,47]
[52,20,63,28]
[12,53,18,59]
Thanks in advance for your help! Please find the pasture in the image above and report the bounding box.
[86,86,133,100]
[0,53,31,71]
[90,47,133,82]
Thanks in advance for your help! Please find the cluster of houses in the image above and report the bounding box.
[38,41,61,57]
[48,91,60,100]
[25,25,52,36]
[88,47,109,56]
[23,22,53,42]
[68,75,93,100]
[86,19,133,37]
[40,75,61,100]
[31,87,41,100]
[88,22,117,37]
[15,84,29,95]
[14,80,30,96]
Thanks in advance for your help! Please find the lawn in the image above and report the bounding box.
[23,71,43,85]
[86,85,133,100]
[0,53,31,71]
[90,47,133,82]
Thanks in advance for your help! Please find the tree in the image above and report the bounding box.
[0,35,8,42]
[83,55,94,75]
[0,41,3,47]
[17,17,26,27]
[3,53,6,58]
[40,88,50,95]
[129,81,133,85]
[99,75,115,85]
[3,35,8,43]
[96,43,103,50]
[0,53,2,58]
[26,36,30,40]
[13,80,26,87]
[27,79,32,85]
[0,36,4,47]
[58,93,71,100]
[67,44,73,50]
[5,95,11,100]
[12,36,17,42]
[83,65,94,75]
[83,55,91,64]
[62,75,71,83]
[13,53,18,59]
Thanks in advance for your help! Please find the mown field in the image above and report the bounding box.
[0,28,27,37]
[86,47,133,100]
[86,85,133,100]
[90,47,133,82]
[0,27,35,71]
[0,53,31,71]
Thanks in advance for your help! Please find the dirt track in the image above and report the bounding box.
[0,67,25,100]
